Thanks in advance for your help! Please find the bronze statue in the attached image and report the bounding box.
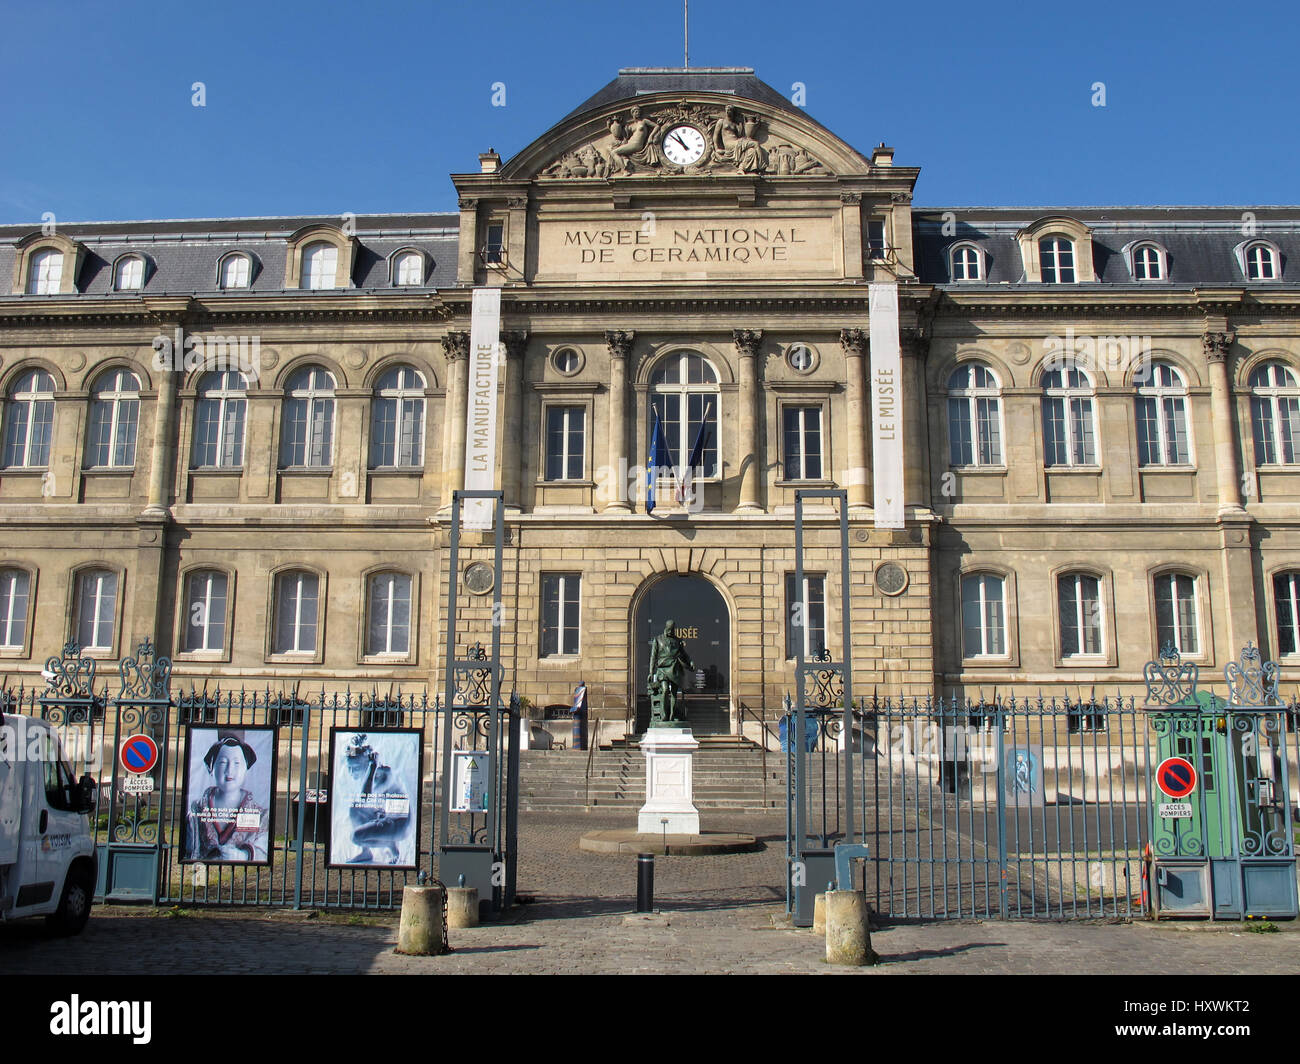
[647,618,694,727]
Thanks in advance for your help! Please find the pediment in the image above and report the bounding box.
[499,92,872,182]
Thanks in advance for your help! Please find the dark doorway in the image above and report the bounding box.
[633,574,731,735]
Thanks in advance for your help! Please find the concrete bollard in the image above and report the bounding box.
[824,890,877,966]
[396,884,449,956]
[446,886,480,928]
[812,893,826,936]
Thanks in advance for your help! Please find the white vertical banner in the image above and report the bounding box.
[869,282,904,529]
[463,287,501,531]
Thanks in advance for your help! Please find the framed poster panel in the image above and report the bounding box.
[181,726,277,865]
[327,728,423,870]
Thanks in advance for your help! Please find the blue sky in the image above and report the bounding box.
[1,0,1296,224]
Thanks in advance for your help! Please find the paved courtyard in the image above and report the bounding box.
[2,813,1296,975]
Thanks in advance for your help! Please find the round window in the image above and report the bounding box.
[552,348,583,376]
[787,343,818,374]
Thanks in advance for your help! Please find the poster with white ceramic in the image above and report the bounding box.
[182,726,276,865]
[327,729,422,869]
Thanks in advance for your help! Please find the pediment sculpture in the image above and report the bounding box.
[540,103,831,179]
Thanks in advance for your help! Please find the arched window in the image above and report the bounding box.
[86,368,141,468]
[219,253,252,290]
[1244,242,1279,281]
[961,572,1006,657]
[370,366,425,469]
[949,243,983,282]
[1154,572,1199,655]
[0,568,31,649]
[1274,571,1300,656]
[1058,572,1103,657]
[27,249,64,294]
[281,367,335,468]
[2,369,56,468]
[1135,361,1190,466]
[1041,363,1096,466]
[1039,236,1076,283]
[182,569,229,653]
[367,572,412,656]
[649,352,719,479]
[301,242,339,290]
[393,251,424,287]
[947,363,1003,465]
[114,256,145,291]
[1131,243,1165,281]
[193,370,248,468]
[75,569,118,651]
[1249,361,1300,465]
[273,570,319,654]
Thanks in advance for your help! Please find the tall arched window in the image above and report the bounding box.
[2,369,56,468]
[961,572,1006,657]
[393,251,424,287]
[27,249,64,294]
[1041,363,1096,466]
[182,569,229,653]
[1274,571,1300,656]
[281,367,335,468]
[370,365,425,468]
[0,568,31,649]
[1039,236,1076,283]
[1131,243,1166,281]
[1249,361,1300,465]
[86,368,141,468]
[1154,572,1199,655]
[301,242,339,290]
[949,243,983,282]
[273,570,319,654]
[1058,571,1103,657]
[114,256,145,291]
[1135,361,1190,466]
[947,363,1003,465]
[193,371,248,468]
[75,569,118,651]
[649,352,719,478]
[1244,242,1279,281]
[367,572,412,656]
[219,253,252,290]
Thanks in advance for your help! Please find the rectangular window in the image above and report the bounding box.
[545,406,586,481]
[193,396,246,468]
[86,398,139,468]
[0,570,30,649]
[370,398,424,468]
[785,573,827,659]
[282,398,334,467]
[273,572,319,654]
[1059,573,1102,657]
[367,573,412,656]
[3,399,54,467]
[782,406,823,480]
[541,574,580,656]
[183,571,228,653]
[1274,572,1300,656]
[961,573,1005,657]
[76,570,117,651]
[484,222,505,265]
[1155,573,1198,655]
[866,220,887,260]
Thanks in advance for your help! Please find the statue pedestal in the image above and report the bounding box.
[637,727,700,835]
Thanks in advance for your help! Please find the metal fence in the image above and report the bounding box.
[789,689,1300,921]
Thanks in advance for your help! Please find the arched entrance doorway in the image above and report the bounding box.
[632,573,731,736]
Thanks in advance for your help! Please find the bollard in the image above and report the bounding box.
[396,883,449,956]
[824,890,876,966]
[636,852,655,913]
[812,892,827,936]
[446,886,480,928]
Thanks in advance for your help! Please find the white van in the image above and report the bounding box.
[0,712,98,935]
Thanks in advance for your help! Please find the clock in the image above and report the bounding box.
[662,125,706,167]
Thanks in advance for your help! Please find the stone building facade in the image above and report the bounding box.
[1,68,1297,742]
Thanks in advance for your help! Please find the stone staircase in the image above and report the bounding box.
[518,748,785,813]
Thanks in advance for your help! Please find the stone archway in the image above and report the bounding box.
[631,573,732,736]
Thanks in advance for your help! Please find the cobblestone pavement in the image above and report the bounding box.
[2,813,1297,975]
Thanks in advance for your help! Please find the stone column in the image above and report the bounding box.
[441,331,470,503]
[604,330,634,512]
[900,330,930,509]
[456,198,478,285]
[733,329,764,512]
[840,328,871,509]
[1205,330,1244,513]
[501,331,528,511]
[143,359,180,517]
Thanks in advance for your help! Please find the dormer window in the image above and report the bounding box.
[949,243,983,282]
[301,242,339,290]
[113,255,145,291]
[1039,236,1076,283]
[27,249,64,294]
[1245,242,1279,281]
[219,252,252,290]
[1131,243,1166,281]
[393,250,425,287]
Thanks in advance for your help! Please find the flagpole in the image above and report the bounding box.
[684,0,689,68]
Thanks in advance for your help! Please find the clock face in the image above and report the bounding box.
[662,125,706,167]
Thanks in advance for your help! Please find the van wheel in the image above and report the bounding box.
[46,866,93,936]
